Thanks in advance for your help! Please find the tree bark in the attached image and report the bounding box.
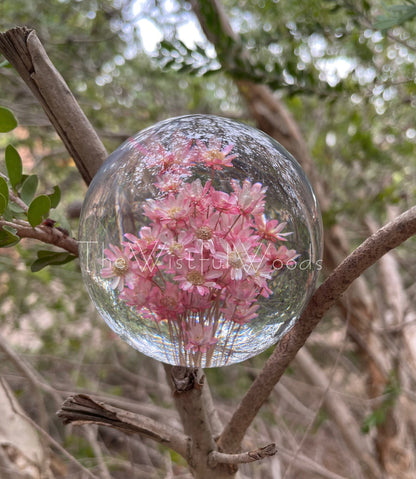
[217,206,416,468]
[188,2,415,477]
[3,21,416,479]
[0,27,107,184]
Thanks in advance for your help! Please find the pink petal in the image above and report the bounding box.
[104,248,117,261]
[101,268,114,278]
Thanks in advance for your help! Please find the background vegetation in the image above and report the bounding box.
[0,0,416,478]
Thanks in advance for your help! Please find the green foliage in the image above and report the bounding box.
[0,111,66,276]
[27,195,51,227]
[0,106,17,132]
[0,193,6,215]
[0,177,8,202]
[1,105,62,235]
[159,39,220,75]
[48,185,61,208]
[0,177,8,214]
[5,145,22,190]
[31,250,76,272]
[375,2,416,30]
[0,224,19,247]
[20,175,39,205]
[361,373,401,434]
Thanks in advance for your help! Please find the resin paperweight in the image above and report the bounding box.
[79,114,323,367]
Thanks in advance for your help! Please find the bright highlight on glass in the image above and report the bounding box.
[79,115,322,367]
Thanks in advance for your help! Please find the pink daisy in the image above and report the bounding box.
[262,244,299,269]
[196,137,238,170]
[221,301,259,324]
[255,215,291,242]
[231,179,267,216]
[184,323,218,353]
[101,244,135,291]
[174,261,222,296]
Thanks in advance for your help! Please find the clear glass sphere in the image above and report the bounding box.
[79,114,322,367]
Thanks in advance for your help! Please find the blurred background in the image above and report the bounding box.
[1,0,416,478]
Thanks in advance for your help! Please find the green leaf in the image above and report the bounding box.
[0,59,11,68]
[0,193,7,215]
[0,107,17,132]
[48,185,61,208]
[2,206,13,222]
[0,177,9,206]
[27,195,51,227]
[375,5,416,30]
[0,225,20,247]
[31,250,76,272]
[7,202,25,214]
[3,225,17,235]
[20,175,39,205]
[5,145,22,189]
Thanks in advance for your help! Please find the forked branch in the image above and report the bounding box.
[208,443,277,467]
[0,219,79,255]
[57,394,190,459]
[3,22,416,478]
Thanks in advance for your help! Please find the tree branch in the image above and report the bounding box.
[0,27,107,184]
[189,0,328,209]
[208,443,277,467]
[218,205,416,453]
[56,394,190,460]
[0,26,233,476]
[0,219,78,255]
[1,379,98,479]
[165,366,231,478]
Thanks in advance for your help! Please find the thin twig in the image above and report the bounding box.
[0,377,99,479]
[208,443,277,467]
[57,394,190,460]
[85,426,112,479]
[0,333,62,404]
[8,190,28,212]
[0,219,78,255]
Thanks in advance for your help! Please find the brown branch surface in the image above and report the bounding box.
[208,443,277,466]
[189,4,415,476]
[0,219,79,255]
[57,394,189,459]
[0,27,107,184]
[165,366,231,479]
[218,206,416,453]
[3,18,415,479]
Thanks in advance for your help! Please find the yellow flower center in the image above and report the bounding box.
[195,226,213,240]
[169,242,184,254]
[167,206,182,218]
[112,257,129,275]
[186,271,205,286]
[228,251,243,269]
[206,149,222,162]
